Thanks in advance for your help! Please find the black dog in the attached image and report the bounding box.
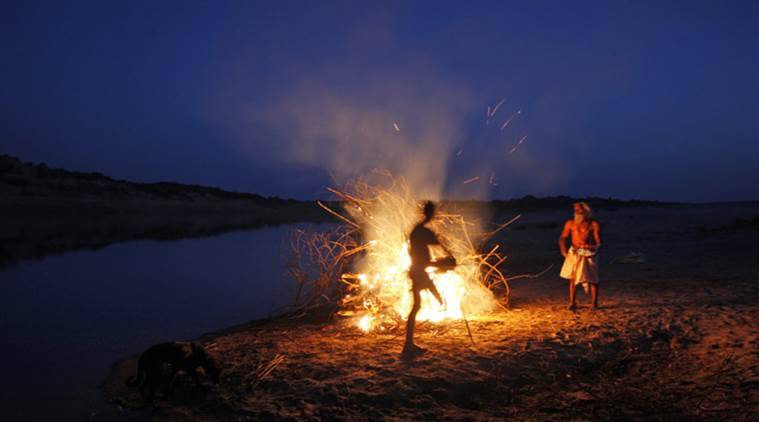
[126,341,221,405]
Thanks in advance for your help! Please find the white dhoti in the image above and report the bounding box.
[560,247,599,293]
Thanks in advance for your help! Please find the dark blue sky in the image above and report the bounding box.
[2,1,758,201]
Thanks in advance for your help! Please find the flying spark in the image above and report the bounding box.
[393,122,400,132]
[500,110,522,131]
[509,135,528,154]
[490,98,506,117]
[463,176,480,185]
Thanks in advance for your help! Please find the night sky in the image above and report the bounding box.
[2,1,758,202]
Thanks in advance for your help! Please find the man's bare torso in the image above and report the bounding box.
[564,219,601,249]
[409,223,438,269]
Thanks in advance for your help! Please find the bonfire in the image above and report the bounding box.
[289,172,520,333]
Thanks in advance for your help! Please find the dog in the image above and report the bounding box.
[125,341,221,405]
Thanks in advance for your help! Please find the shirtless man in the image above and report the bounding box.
[403,201,454,356]
[558,202,602,310]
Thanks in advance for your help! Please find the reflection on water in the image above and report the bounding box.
[0,225,305,421]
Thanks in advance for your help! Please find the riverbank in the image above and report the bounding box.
[101,204,759,420]
[102,278,758,420]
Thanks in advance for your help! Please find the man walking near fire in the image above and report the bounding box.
[404,201,455,356]
[559,202,602,310]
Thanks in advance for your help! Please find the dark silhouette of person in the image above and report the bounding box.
[403,201,455,356]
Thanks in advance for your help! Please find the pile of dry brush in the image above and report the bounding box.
[287,173,529,320]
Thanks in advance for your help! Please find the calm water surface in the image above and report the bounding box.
[0,225,304,421]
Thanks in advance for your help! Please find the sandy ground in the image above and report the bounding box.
[102,205,759,420]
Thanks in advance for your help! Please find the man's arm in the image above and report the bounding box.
[433,233,454,258]
[589,220,601,251]
[429,231,457,267]
[559,220,572,257]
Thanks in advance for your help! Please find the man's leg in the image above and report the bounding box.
[568,280,577,310]
[427,279,444,306]
[590,283,599,308]
[404,288,422,350]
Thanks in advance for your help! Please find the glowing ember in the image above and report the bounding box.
[358,314,374,332]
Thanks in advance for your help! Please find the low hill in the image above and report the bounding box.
[0,154,307,213]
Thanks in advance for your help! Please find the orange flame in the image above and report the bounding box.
[338,179,499,332]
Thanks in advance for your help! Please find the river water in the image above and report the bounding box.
[0,225,305,421]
